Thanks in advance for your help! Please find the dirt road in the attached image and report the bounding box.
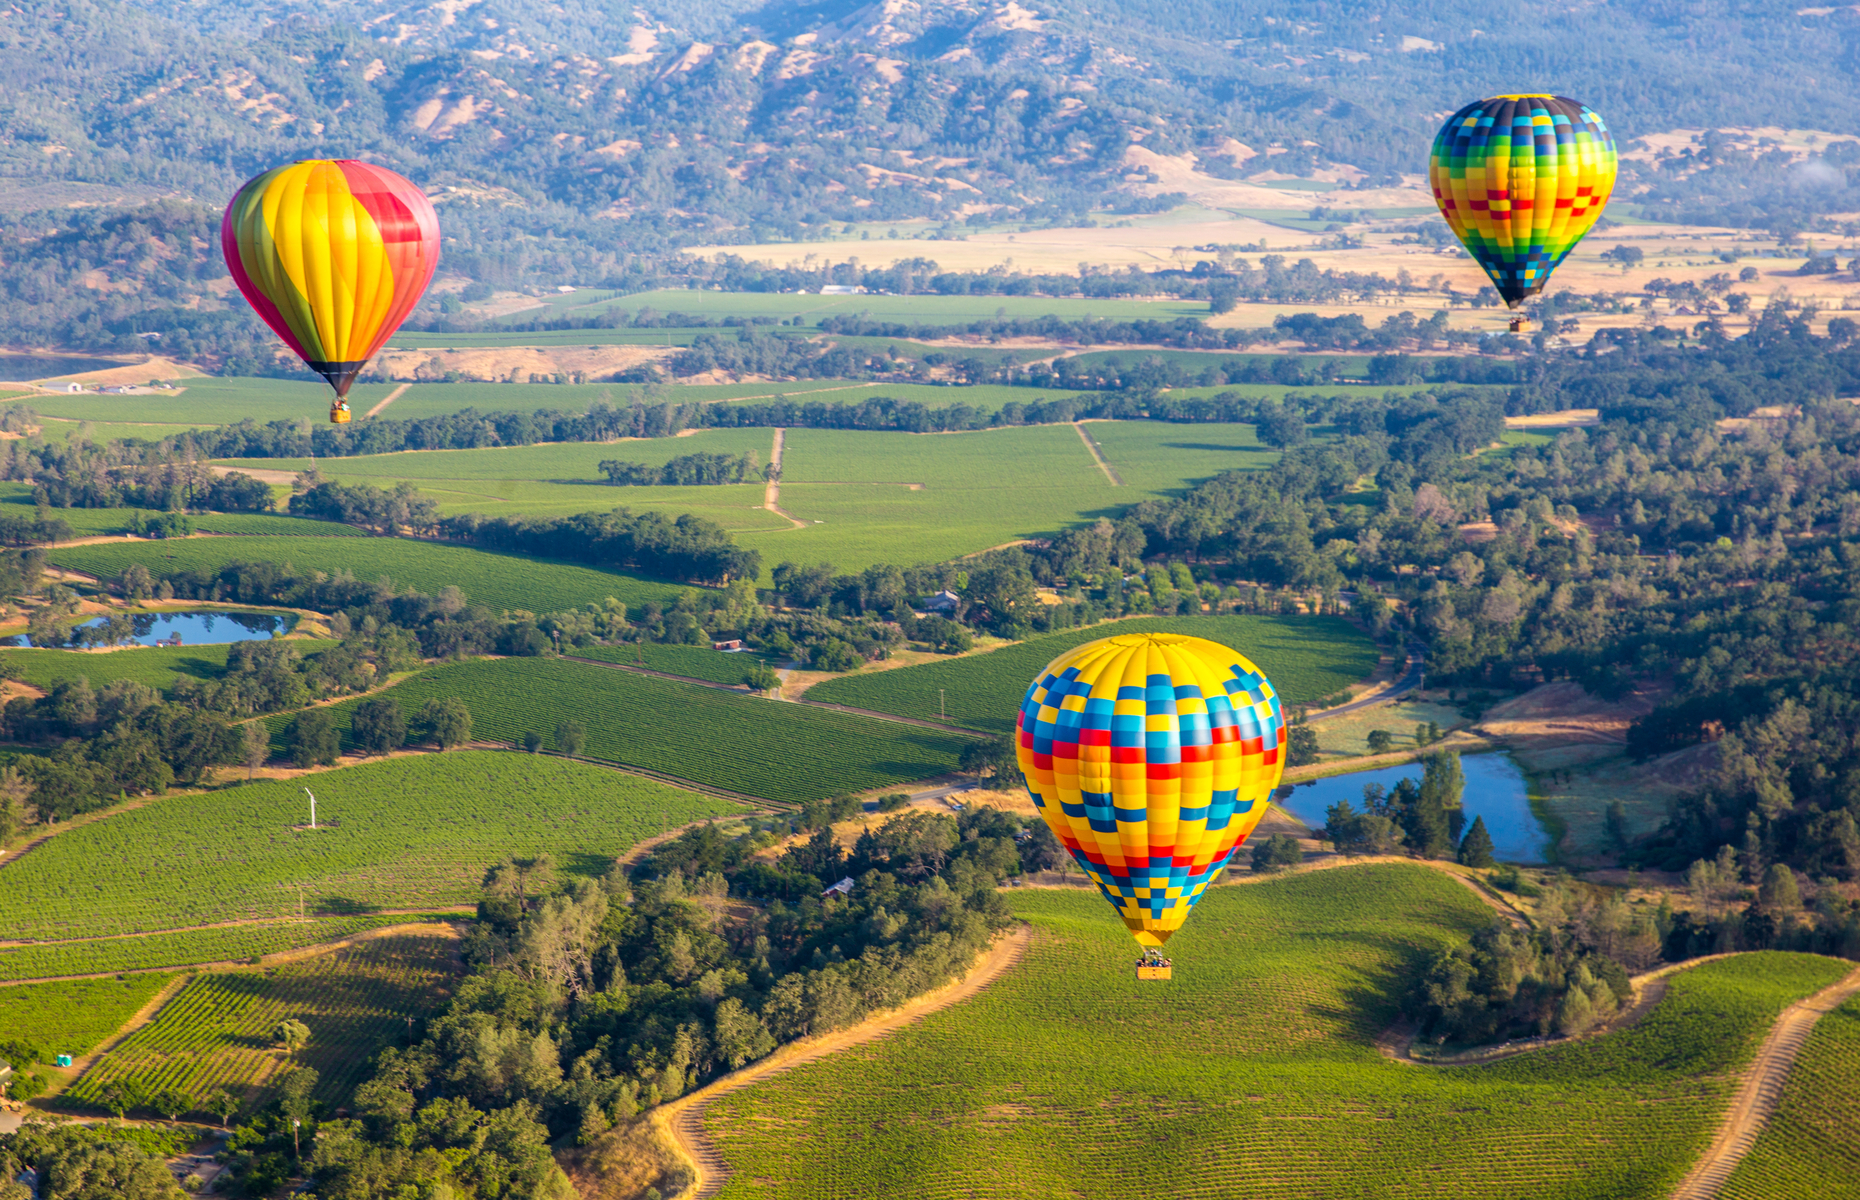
[657,925,1032,1199]
[1670,963,1860,1200]
[762,428,806,528]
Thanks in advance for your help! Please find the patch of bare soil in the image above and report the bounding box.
[1475,680,1667,757]
[1504,410,1599,428]
[373,343,676,383]
[33,356,206,386]
[208,464,298,485]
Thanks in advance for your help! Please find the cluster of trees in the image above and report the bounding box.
[1318,755,1483,863]
[436,509,761,586]
[0,1120,191,1200]
[290,802,1036,1197]
[289,480,438,534]
[598,451,767,487]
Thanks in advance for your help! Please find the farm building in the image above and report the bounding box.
[922,589,961,613]
[712,639,745,651]
[42,382,82,394]
[819,284,866,295]
[822,876,855,897]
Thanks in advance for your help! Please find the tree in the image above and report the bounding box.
[554,720,587,757]
[348,696,406,757]
[1759,863,1801,912]
[286,708,340,768]
[205,1086,240,1128]
[742,664,782,694]
[240,721,270,780]
[1605,801,1632,855]
[1555,983,1597,1036]
[1601,244,1644,272]
[1366,729,1394,755]
[1286,723,1320,768]
[151,1087,192,1122]
[417,697,472,749]
[1458,815,1496,868]
[959,736,1024,789]
[272,1018,310,1059]
[1250,833,1302,872]
[276,1066,319,1159]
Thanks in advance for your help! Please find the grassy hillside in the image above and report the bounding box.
[0,752,737,941]
[0,974,171,1057]
[1720,994,1860,1200]
[266,657,974,803]
[50,535,685,614]
[705,870,1851,1200]
[68,932,456,1120]
[0,638,339,695]
[807,615,1378,734]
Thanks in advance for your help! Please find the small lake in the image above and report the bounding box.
[1274,753,1549,863]
[43,610,295,648]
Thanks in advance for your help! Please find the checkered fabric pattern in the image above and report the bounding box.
[1429,94,1617,308]
[1016,633,1286,946]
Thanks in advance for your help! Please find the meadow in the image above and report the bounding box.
[704,870,1851,1200]
[1719,994,1860,1200]
[0,915,455,983]
[0,642,240,693]
[0,752,737,940]
[807,615,1379,734]
[68,932,456,1119]
[51,535,686,614]
[0,974,171,1057]
[571,642,776,686]
[516,289,1211,327]
[269,657,974,804]
[743,424,1116,573]
[20,376,398,426]
[1082,420,1276,497]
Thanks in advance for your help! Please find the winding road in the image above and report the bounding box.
[1309,640,1426,721]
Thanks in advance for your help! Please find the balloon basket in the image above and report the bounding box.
[329,403,352,424]
[1136,964,1173,981]
[1507,316,1528,335]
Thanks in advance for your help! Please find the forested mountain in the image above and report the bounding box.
[4,0,1860,247]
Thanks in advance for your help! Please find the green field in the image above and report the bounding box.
[266,657,974,804]
[1720,994,1860,1200]
[742,424,1113,573]
[807,615,1378,734]
[68,932,456,1119]
[510,289,1210,327]
[0,915,456,983]
[50,536,686,614]
[212,428,795,528]
[571,642,776,685]
[1083,420,1276,497]
[20,376,398,427]
[0,485,369,538]
[705,870,1851,1200]
[0,752,737,940]
[0,642,241,694]
[388,325,725,349]
[0,974,170,1057]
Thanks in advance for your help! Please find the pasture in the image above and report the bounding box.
[510,288,1212,327]
[0,915,453,983]
[50,535,686,614]
[68,932,456,1119]
[0,752,736,940]
[704,870,1851,1200]
[1083,420,1276,497]
[271,657,973,804]
[807,615,1379,735]
[1720,994,1860,1200]
[0,974,170,1057]
[0,642,240,694]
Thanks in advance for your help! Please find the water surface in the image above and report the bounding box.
[49,610,294,648]
[1274,752,1548,862]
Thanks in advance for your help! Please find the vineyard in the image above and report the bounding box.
[0,752,737,940]
[1083,420,1276,498]
[50,535,684,614]
[572,642,777,686]
[806,614,1379,734]
[0,974,171,1057]
[68,932,457,1119]
[1720,994,1860,1200]
[268,657,973,803]
[0,915,454,983]
[0,642,237,694]
[703,868,1851,1200]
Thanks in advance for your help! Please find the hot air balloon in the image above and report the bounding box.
[1429,95,1617,327]
[1016,632,1286,967]
[222,160,440,423]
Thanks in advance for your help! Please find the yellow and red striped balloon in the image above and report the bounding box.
[1016,632,1287,946]
[221,160,440,402]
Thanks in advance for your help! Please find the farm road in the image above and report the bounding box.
[364,382,413,418]
[1308,640,1426,721]
[0,919,464,987]
[1072,421,1123,485]
[657,924,1032,1200]
[761,427,806,528]
[1671,962,1860,1200]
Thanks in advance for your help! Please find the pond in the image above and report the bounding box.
[42,610,295,648]
[1274,752,1549,863]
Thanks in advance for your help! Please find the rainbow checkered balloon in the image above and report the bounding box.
[1429,94,1617,308]
[1016,633,1286,946]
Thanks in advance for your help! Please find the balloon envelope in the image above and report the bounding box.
[1016,632,1286,946]
[1429,95,1617,308]
[221,160,440,398]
